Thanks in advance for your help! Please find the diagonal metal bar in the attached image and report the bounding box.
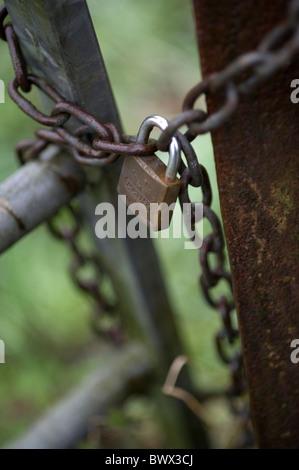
[4,0,121,126]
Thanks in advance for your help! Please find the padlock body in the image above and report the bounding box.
[117,155,181,231]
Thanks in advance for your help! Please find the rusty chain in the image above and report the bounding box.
[15,143,124,345]
[47,204,124,345]
[178,135,251,446]
[1,0,299,446]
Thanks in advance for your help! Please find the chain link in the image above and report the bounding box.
[1,0,299,447]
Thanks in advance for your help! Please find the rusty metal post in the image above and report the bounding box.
[192,0,299,448]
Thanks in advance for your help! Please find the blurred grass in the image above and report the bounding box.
[0,0,233,447]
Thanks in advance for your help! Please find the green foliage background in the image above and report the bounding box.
[0,0,234,448]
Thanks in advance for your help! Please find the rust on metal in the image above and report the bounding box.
[56,173,81,196]
[192,0,299,448]
[0,4,8,40]
[0,195,26,231]
[8,75,69,126]
[5,23,29,91]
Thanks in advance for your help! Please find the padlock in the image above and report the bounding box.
[117,116,181,231]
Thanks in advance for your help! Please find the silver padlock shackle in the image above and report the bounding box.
[136,115,181,182]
